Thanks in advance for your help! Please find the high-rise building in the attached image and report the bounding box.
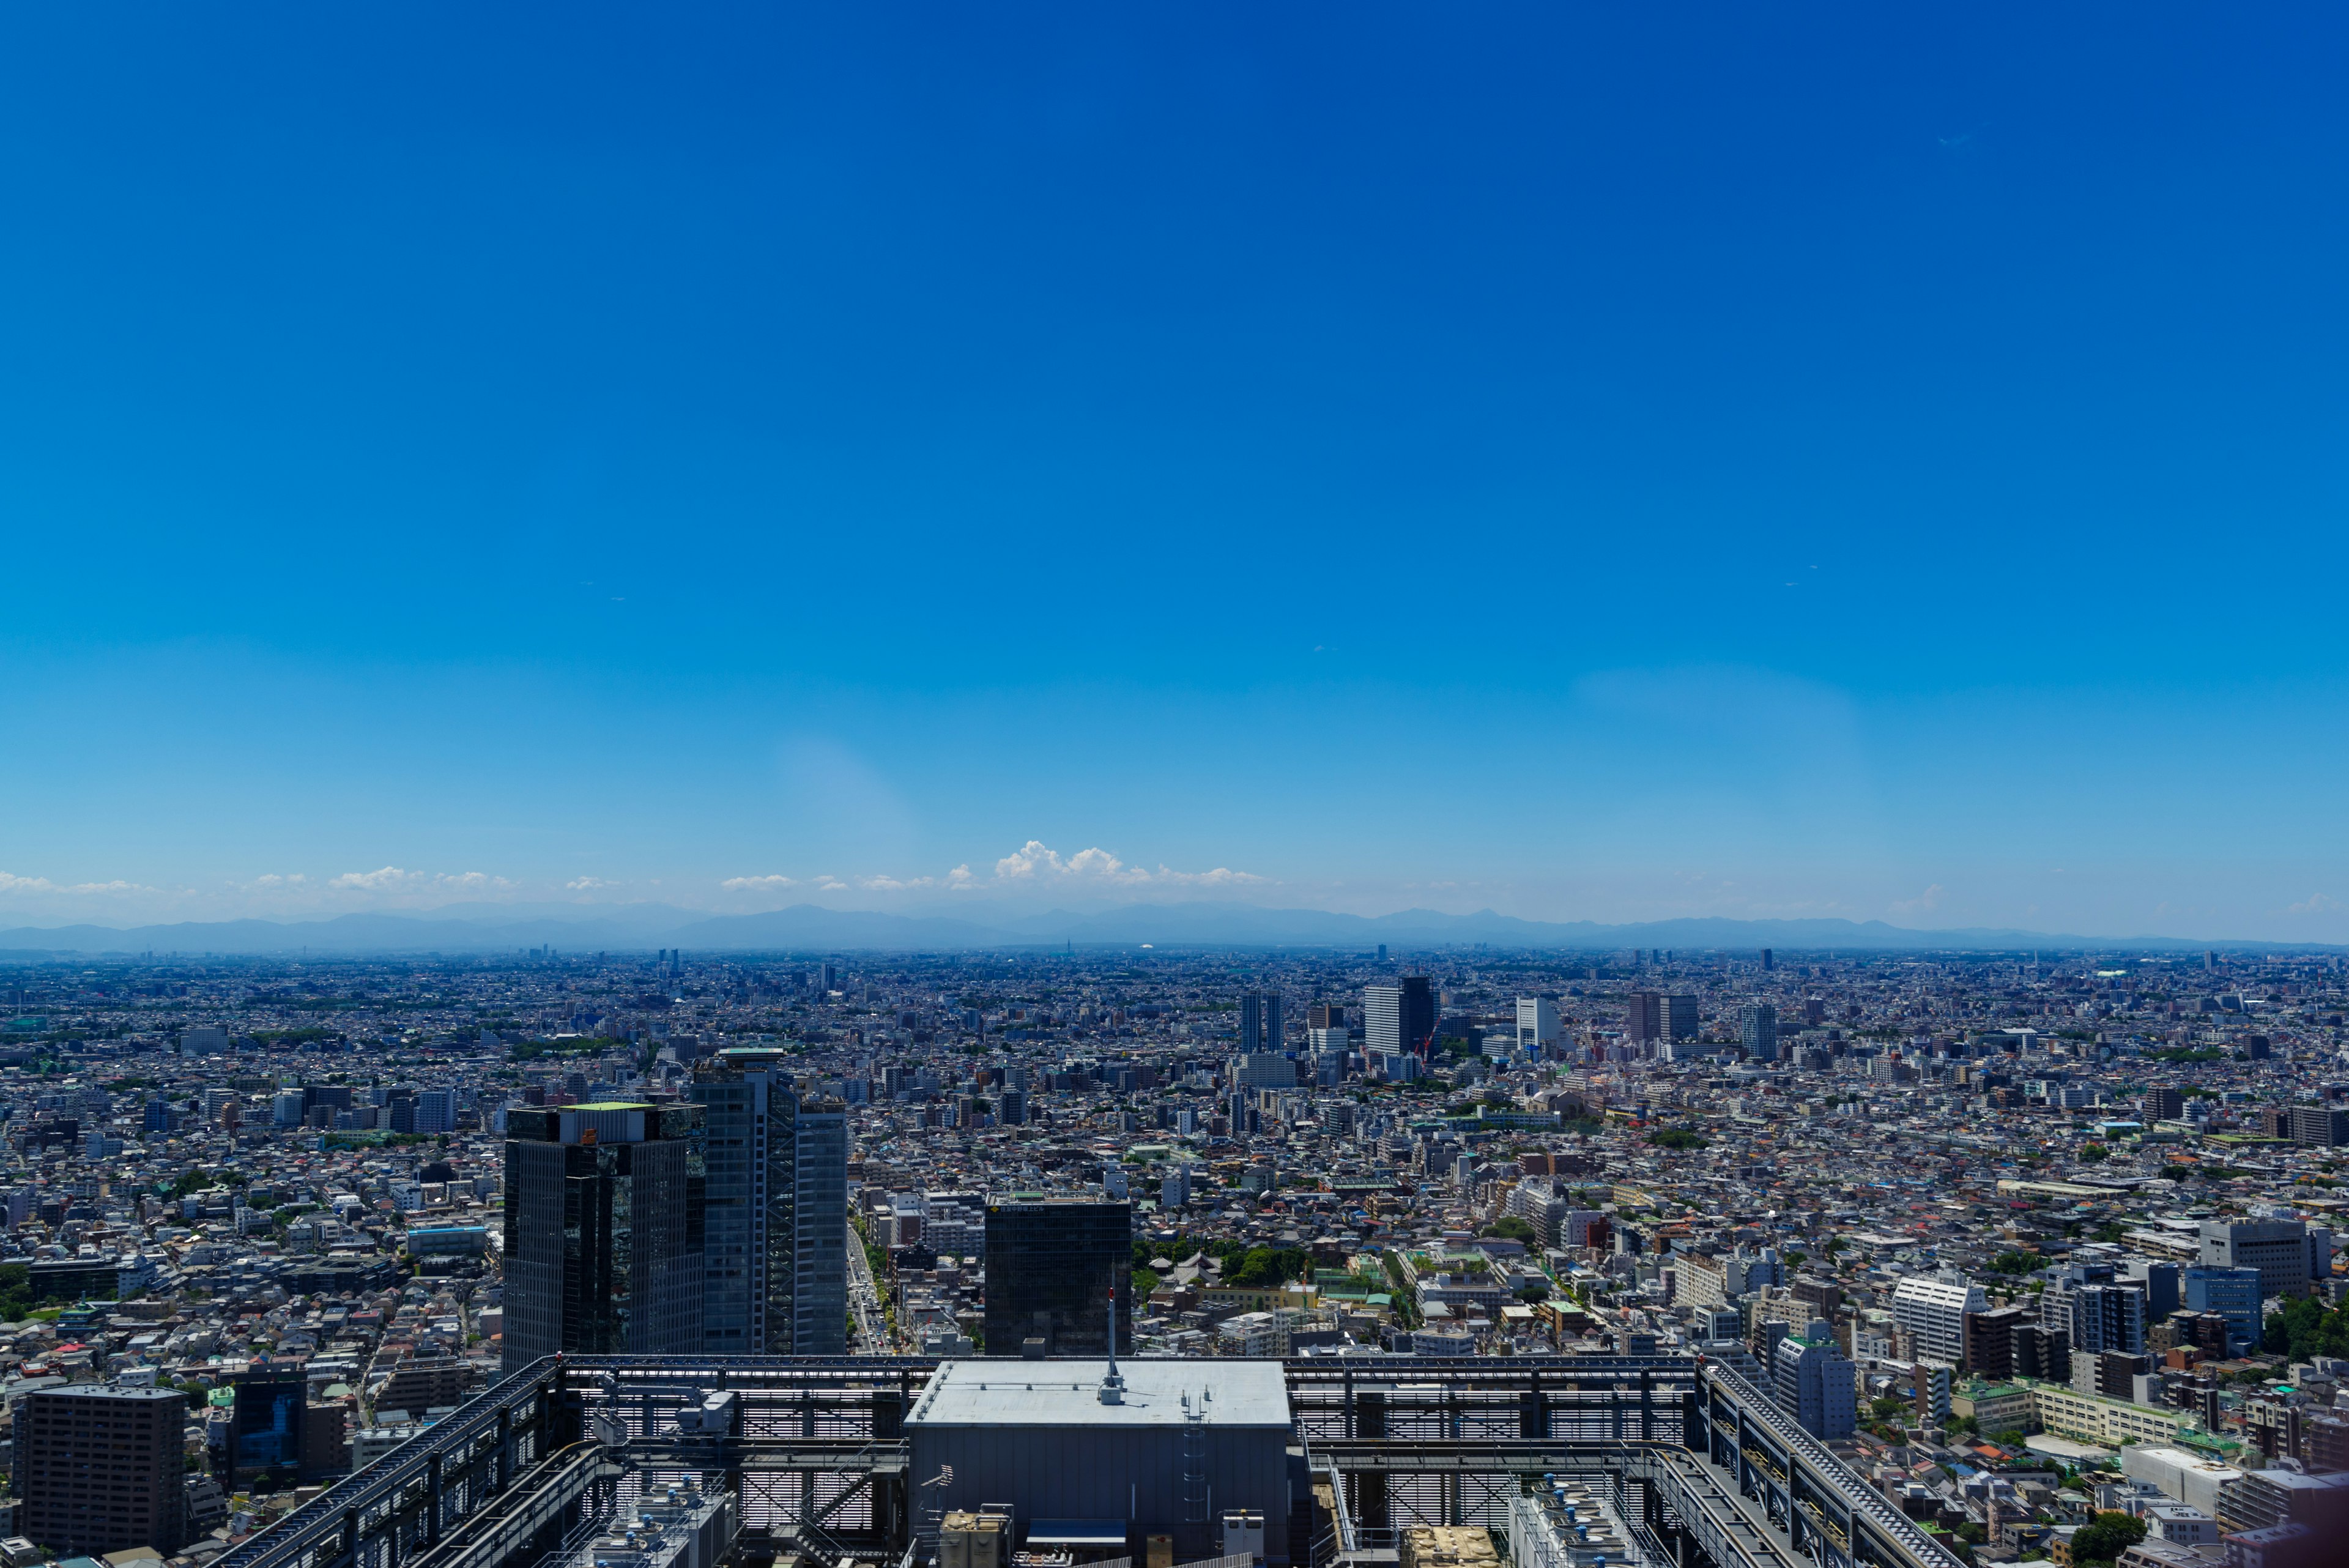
[1233,1053,1296,1091]
[1962,1304,2031,1379]
[1773,1335,1856,1440]
[2145,1087,2185,1122]
[692,1048,848,1354]
[1239,991,1283,1056]
[1308,1002,1345,1030]
[2012,1323,2069,1381]
[983,1198,1132,1355]
[1739,1003,1779,1063]
[415,1088,457,1135]
[501,1102,706,1373]
[2291,1105,2349,1148]
[1515,997,1560,1052]
[1662,994,1699,1044]
[2199,1220,2325,1300]
[2183,1266,2262,1354]
[2126,1258,2181,1320]
[1760,948,1773,971]
[1625,991,1661,1043]
[19,1386,188,1556]
[231,1369,308,1482]
[2046,1280,2144,1356]
[1365,977,1435,1059]
[1891,1276,1987,1366]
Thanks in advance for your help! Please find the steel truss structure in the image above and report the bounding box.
[218,1356,1959,1568]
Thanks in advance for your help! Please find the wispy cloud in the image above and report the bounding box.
[721,874,797,891]
[1890,883,1946,918]
[0,871,158,897]
[2288,892,2339,915]
[566,877,615,892]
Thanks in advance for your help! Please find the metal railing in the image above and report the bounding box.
[1699,1362,1961,1568]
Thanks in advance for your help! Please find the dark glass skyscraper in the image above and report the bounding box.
[982,1198,1132,1355]
[1238,990,1283,1055]
[501,1101,705,1373]
[692,1047,848,1354]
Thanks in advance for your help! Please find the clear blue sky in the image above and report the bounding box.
[2,4,2345,939]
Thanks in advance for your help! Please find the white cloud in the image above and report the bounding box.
[2288,893,2339,915]
[248,873,308,888]
[721,875,798,891]
[566,877,615,891]
[990,840,1262,887]
[331,866,419,890]
[1889,883,1946,918]
[328,867,513,893]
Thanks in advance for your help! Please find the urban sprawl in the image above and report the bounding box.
[0,943,2343,1568]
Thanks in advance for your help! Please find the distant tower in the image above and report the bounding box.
[1761,948,1773,972]
[1626,990,1662,1042]
[1239,990,1283,1055]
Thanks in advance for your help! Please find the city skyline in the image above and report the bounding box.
[7,7,2349,940]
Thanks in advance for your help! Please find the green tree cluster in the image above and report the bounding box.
[2264,1296,2349,1360]
[2067,1511,2147,1568]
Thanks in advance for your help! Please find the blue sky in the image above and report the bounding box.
[2,4,2346,940]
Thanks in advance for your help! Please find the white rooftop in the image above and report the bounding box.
[907,1359,1291,1429]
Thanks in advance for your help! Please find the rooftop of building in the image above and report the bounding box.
[907,1357,1290,1429]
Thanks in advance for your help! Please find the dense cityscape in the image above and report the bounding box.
[0,942,2340,1568]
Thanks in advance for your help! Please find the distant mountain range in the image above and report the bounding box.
[0,901,2328,956]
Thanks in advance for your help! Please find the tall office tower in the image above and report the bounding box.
[1400,975,1434,1051]
[501,1101,707,1373]
[1740,1003,1779,1063]
[416,1088,457,1135]
[1516,997,1560,1051]
[19,1386,188,1556]
[1376,943,1387,962]
[983,1198,1133,1355]
[692,1047,848,1354]
[1308,1002,1345,1030]
[1625,990,1662,1042]
[819,961,838,991]
[1891,1276,1986,1365]
[1364,980,1433,1058]
[2145,1086,2184,1122]
[1238,990,1284,1055]
[1661,994,1699,1043]
[1761,948,1773,971]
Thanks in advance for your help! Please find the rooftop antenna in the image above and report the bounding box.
[1098,1276,1125,1404]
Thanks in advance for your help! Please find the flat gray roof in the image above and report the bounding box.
[907,1359,1290,1429]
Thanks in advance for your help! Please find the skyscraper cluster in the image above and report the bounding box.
[500,1049,848,1372]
